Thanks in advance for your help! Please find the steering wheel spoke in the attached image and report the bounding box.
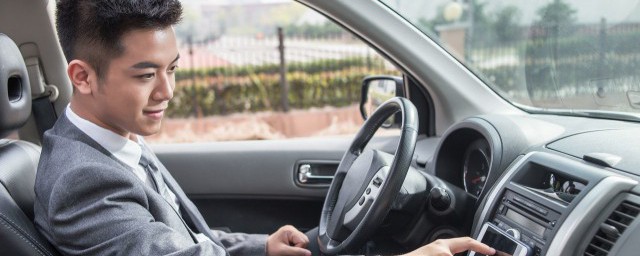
[343,166,389,230]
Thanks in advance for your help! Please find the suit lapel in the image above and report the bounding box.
[56,113,140,173]
[56,113,113,158]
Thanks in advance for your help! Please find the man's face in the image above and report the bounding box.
[90,27,179,137]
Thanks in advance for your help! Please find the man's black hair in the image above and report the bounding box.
[56,0,183,79]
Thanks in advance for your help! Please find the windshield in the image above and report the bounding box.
[380,0,640,121]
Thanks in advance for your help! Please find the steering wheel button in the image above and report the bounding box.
[365,188,371,195]
[358,196,365,205]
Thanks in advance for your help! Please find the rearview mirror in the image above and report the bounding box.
[360,75,404,128]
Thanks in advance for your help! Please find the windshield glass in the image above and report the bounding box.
[380,0,640,121]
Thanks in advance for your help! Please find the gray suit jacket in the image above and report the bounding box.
[34,113,267,256]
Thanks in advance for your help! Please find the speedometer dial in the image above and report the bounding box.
[463,139,491,197]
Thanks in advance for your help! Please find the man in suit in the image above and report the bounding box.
[34,0,496,255]
[34,0,311,255]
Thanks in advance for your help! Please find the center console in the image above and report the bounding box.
[471,152,619,255]
[491,189,560,255]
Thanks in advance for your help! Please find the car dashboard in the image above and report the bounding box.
[410,114,640,255]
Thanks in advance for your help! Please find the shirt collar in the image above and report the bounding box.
[66,105,142,170]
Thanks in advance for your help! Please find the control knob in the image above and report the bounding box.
[429,187,451,211]
[506,228,521,240]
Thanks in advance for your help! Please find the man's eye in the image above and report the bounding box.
[137,73,155,79]
[168,65,178,73]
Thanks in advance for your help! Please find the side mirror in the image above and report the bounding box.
[360,75,404,128]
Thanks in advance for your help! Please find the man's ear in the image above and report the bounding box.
[67,60,97,94]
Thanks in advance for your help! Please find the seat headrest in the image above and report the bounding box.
[0,33,31,138]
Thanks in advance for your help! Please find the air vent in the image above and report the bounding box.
[584,201,640,256]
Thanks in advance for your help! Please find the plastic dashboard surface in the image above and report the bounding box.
[458,116,640,255]
[413,114,640,255]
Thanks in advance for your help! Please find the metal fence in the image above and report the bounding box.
[170,30,399,118]
[466,22,640,101]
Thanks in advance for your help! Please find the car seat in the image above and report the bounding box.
[0,33,59,256]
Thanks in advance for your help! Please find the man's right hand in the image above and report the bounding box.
[266,225,311,256]
[402,237,496,256]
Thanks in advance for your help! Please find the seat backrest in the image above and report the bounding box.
[0,33,59,256]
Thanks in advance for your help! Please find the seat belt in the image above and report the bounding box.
[25,57,59,139]
[31,96,57,139]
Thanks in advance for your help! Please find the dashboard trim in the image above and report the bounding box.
[473,152,534,236]
[546,175,637,255]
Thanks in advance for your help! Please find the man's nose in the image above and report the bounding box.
[154,73,174,101]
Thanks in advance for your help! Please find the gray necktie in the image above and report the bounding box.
[139,148,181,213]
[137,147,229,254]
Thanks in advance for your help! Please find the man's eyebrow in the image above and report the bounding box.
[130,61,159,69]
[130,54,180,69]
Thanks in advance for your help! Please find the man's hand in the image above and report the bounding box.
[266,225,311,256]
[402,237,496,256]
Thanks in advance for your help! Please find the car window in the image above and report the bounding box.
[380,0,640,122]
[143,0,401,143]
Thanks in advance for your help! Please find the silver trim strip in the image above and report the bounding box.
[546,176,636,255]
[473,152,536,236]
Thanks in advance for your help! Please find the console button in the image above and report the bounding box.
[535,206,548,216]
[497,221,506,230]
[506,228,521,240]
[522,236,535,249]
[513,196,524,203]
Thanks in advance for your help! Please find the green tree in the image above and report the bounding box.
[536,0,576,28]
[524,0,577,99]
[494,6,521,43]
[467,0,493,45]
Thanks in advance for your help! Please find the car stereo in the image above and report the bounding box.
[484,189,560,256]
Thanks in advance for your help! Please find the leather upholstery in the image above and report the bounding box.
[0,33,59,256]
[0,34,32,138]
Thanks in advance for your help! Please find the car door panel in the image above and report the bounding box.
[152,135,401,233]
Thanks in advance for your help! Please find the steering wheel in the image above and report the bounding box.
[318,97,418,255]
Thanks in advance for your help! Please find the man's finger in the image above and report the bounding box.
[281,246,312,256]
[289,231,309,247]
[447,237,496,255]
[280,226,309,247]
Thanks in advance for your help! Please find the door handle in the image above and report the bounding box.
[297,164,334,184]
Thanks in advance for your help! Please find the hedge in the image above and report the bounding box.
[175,56,387,81]
[167,67,399,118]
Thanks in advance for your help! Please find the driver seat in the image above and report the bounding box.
[0,33,59,255]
